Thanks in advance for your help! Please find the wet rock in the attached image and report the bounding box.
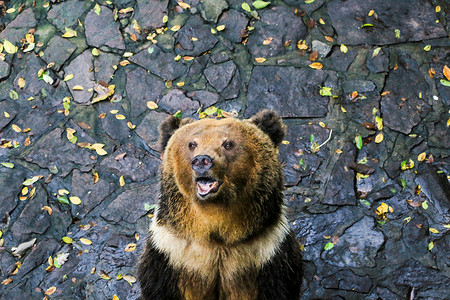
[71,169,115,219]
[204,60,237,93]
[13,54,50,99]
[323,143,357,205]
[47,0,92,31]
[392,260,450,299]
[284,0,326,14]
[126,67,166,118]
[0,60,10,80]
[97,101,132,141]
[158,89,199,116]
[0,167,25,219]
[342,80,376,94]
[134,0,168,31]
[85,6,125,50]
[130,46,188,81]
[246,6,307,57]
[64,50,95,105]
[322,269,373,293]
[381,53,430,134]
[43,36,77,71]
[136,111,169,151]
[366,48,389,74]
[98,143,160,183]
[0,100,18,131]
[10,186,51,243]
[0,8,37,44]
[25,128,97,177]
[279,124,331,186]
[427,116,450,149]
[246,66,333,118]
[199,0,228,23]
[187,90,220,108]
[94,52,121,83]
[323,216,385,268]
[217,10,249,44]
[329,46,359,72]
[175,15,219,57]
[101,182,158,224]
[327,0,447,45]
[312,40,332,59]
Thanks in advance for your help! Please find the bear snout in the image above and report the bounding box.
[191,155,214,173]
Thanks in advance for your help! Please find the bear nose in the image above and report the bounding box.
[191,155,213,173]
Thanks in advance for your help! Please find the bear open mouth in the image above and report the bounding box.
[196,177,221,197]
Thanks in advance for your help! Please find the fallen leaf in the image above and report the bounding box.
[72,85,84,91]
[429,228,439,234]
[11,238,36,256]
[3,39,17,54]
[62,27,77,38]
[255,57,266,63]
[44,287,57,295]
[80,238,92,245]
[98,270,111,280]
[18,78,25,89]
[443,65,450,81]
[418,152,426,162]
[253,1,271,9]
[62,237,73,244]
[23,175,42,186]
[216,25,226,31]
[1,278,12,285]
[119,175,125,187]
[94,3,101,15]
[263,37,273,45]
[241,2,252,12]
[69,196,81,205]
[340,44,348,53]
[12,124,21,133]
[125,243,137,252]
[375,133,383,143]
[42,206,53,214]
[324,242,334,250]
[309,62,323,69]
[171,25,181,31]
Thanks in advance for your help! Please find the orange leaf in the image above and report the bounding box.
[125,243,137,252]
[443,65,450,81]
[254,57,266,63]
[428,68,435,78]
[309,62,323,69]
[44,286,57,295]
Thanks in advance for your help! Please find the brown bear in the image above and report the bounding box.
[137,110,302,300]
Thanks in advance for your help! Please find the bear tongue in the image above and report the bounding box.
[197,181,219,196]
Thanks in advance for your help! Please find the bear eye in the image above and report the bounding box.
[223,140,234,150]
[188,141,197,151]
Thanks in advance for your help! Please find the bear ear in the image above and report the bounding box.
[158,116,194,152]
[250,110,286,147]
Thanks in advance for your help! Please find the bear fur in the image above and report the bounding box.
[138,110,302,300]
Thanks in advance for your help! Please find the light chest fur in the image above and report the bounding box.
[150,211,290,300]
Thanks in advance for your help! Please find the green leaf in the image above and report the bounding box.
[319,86,332,96]
[0,231,2,238]
[395,29,401,38]
[241,2,251,12]
[253,1,271,9]
[148,47,155,54]
[372,47,381,58]
[400,179,407,190]
[324,242,334,251]
[9,90,18,100]
[68,136,78,144]
[23,176,41,186]
[355,135,363,150]
[58,196,70,205]
[359,199,371,207]
[1,162,14,168]
[440,79,450,87]
[94,3,101,15]
[62,236,73,244]
[173,110,183,118]
[309,134,315,143]
[428,241,434,251]
[423,45,431,52]
[63,102,70,110]
[422,200,428,210]
[361,23,374,28]
[204,106,218,115]
[92,48,99,56]
[305,0,315,3]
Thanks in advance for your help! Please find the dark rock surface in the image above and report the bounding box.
[0,1,448,299]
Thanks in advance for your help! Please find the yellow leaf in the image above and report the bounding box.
[162,15,168,23]
[375,116,383,130]
[98,270,111,280]
[429,228,439,234]
[418,152,426,162]
[125,243,137,252]
[375,133,383,143]
[216,25,226,31]
[281,140,290,145]
[80,238,92,245]
[123,275,137,284]
[174,55,181,61]
[319,122,326,128]
[6,8,16,14]
[66,128,76,140]
[177,1,191,9]
[62,236,73,244]
[4,112,10,118]
[115,114,126,120]
[263,37,273,45]
[119,175,125,187]
[110,109,119,114]
[113,295,119,300]
[119,60,130,66]
[171,25,181,31]
[69,196,81,205]
[18,78,25,89]
[96,148,108,156]
[319,18,325,25]
[44,286,57,295]
[443,65,450,81]
[340,44,348,53]
[22,186,29,195]
[341,106,347,113]
[176,81,185,87]
[127,122,136,129]
[436,6,441,13]
[255,57,266,63]
[64,74,74,81]
[309,62,323,69]
[72,85,84,91]
[3,40,17,54]
[62,27,77,38]
[147,101,158,109]
[12,124,21,132]
[368,9,375,16]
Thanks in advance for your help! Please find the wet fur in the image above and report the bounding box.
[138,110,302,299]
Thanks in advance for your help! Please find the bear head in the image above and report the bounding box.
[156,110,286,243]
